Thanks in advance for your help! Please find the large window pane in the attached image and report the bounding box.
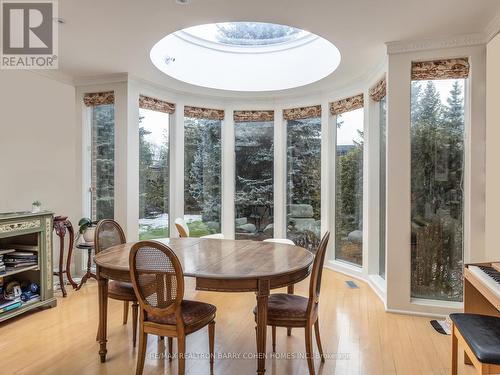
[184,117,222,237]
[379,97,387,278]
[410,79,464,301]
[138,108,169,240]
[91,104,115,221]
[335,108,364,266]
[235,120,274,240]
[286,117,321,251]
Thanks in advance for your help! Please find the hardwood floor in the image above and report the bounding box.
[0,269,475,375]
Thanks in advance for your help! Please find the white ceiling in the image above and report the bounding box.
[59,0,500,98]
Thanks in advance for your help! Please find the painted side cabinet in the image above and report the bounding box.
[0,211,57,322]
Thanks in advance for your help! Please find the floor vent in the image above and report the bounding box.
[345,280,359,289]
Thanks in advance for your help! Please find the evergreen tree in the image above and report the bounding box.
[410,79,465,301]
[94,104,115,220]
[185,118,221,224]
[287,118,322,219]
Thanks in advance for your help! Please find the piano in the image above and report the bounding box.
[464,261,500,317]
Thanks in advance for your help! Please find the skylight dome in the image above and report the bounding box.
[150,22,341,92]
[182,22,309,46]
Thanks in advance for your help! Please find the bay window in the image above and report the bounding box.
[184,106,223,237]
[332,95,364,266]
[234,111,274,240]
[410,58,468,301]
[284,106,322,251]
[138,95,173,240]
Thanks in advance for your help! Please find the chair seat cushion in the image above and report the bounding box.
[146,300,216,326]
[253,293,309,321]
[108,281,136,301]
[450,313,500,365]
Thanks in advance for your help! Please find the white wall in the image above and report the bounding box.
[0,71,80,274]
[485,33,500,262]
[0,71,79,223]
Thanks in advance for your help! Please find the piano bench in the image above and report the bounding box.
[450,313,500,375]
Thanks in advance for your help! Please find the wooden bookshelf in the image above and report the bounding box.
[0,211,56,322]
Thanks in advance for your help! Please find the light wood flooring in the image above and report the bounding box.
[0,269,475,375]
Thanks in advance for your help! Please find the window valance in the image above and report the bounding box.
[283,105,321,121]
[369,78,386,102]
[83,91,114,107]
[184,106,225,121]
[411,58,469,81]
[139,95,175,114]
[330,94,364,115]
[234,110,274,122]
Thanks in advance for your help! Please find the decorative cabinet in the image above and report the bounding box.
[0,211,57,322]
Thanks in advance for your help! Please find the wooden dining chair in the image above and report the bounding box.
[254,231,330,375]
[95,219,139,347]
[129,240,217,375]
[263,237,296,336]
[174,218,189,238]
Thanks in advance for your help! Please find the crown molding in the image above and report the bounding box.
[28,70,75,86]
[73,73,129,87]
[386,32,487,55]
[485,13,500,42]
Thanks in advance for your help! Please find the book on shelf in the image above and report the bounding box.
[0,301,22,313]
[0,298,22,313]
[5,262,37,269]
[7,244,38,252]
[6,251,37,257]
[0,249,15,255]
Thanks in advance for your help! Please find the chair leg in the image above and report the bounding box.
[209,321,215,371]
[314,319,325,363]
[168,337,173,362]
[272,326,276,353]
[287,285,294,336]
[178,335,186,375]
[132,301,139,347]
[451,325,458,375]
[123,301,129,325]
[305,324,315,375]
[135,330,147,375]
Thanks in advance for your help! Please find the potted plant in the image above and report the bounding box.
[78,217,96,243]
[31,200,42,213]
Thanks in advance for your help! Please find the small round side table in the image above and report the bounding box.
[75,242,97,290]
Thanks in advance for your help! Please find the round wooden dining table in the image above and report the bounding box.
[94,237,314,374]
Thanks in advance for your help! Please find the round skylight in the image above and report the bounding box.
[150,22,341,92]
[182,22,309,46]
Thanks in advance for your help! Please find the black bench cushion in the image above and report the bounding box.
[450,313,500,365]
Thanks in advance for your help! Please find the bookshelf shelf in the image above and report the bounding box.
[2,264,39,278]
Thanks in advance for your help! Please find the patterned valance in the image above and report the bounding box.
[283,105,321,121]
[369,78,386,102]
[411,58,469,80]
[234,110,274,122]
[330,94,364,115]
[184,106,225,121]
[83,91,114,107]
[139,95,175,114]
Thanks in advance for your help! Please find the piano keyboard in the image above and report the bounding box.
[468,265,500,298]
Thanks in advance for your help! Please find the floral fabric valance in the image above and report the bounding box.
[139,95,175,114]
[283,105,321,121]
[234,110,274,122]
[411,58,469,81]
[83,91,114,107]
[369,78,386,102]
[184,106,225,121]
[330,94,364,115]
